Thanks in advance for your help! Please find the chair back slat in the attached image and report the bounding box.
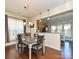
[34,33,39,37]
[37,35,44,46]
[26,33,31,36]
[17,34,22,43]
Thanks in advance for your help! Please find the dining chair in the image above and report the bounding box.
[32,35,45,59]
[26,33,31,37]
[17,33,28,53]
[34,33,39,37]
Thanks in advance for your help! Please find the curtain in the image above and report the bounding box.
[8,17,23,41]
[23,20,26,35]
[5,15,9,43]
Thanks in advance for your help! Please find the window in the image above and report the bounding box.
[8,17,23,41]
[64,24,71,38]
[51,26,56,32]
[57,25,62,33]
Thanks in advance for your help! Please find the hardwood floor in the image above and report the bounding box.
[61,40,73,59]
[5,41,73,59]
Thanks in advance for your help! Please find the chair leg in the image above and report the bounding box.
[36,51,38,59]
[21,47,22,53]
[18,47,19,51]
[17,44,19,52]
[17,44,24,54]
[42,47,44,56]
[21,44,23,53]
[18,47,20,53]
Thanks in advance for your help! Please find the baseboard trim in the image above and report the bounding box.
[45,46,60,52]
[5,41,16,46]
[45,45,60,51]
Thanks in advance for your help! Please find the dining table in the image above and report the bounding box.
[22,36,45,59]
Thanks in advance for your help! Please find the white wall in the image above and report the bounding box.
[36,33,60,51]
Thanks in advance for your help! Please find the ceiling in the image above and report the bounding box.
[5,0,72,18]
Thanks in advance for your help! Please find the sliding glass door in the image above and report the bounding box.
[57,25,62,33]
[8,17,23,41]
[64,24,71,38]
[51,24,72,40]
[51,26,56,32]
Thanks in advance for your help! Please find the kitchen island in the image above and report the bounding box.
[36,33,60,51]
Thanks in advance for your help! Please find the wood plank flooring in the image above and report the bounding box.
[5,41,73,59]
[61,41,73,59]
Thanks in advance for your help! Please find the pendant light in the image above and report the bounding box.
[39,13,42,22]
[47,9,50,20]
[23,20,26,25]
[24,0,30,9]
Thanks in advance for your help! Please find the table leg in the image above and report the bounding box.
[16,41,17,49]
[29,45,32,59]
[43,41,45,54]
